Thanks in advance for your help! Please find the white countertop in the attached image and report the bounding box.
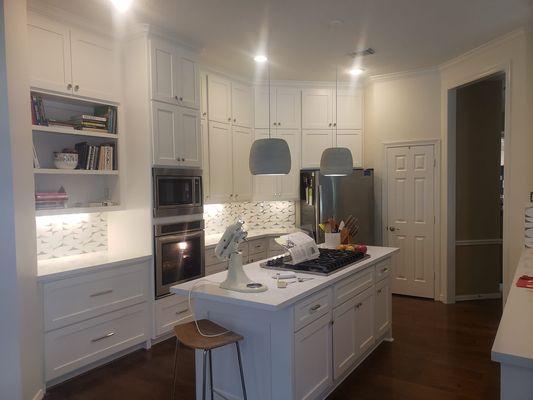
[492,249,533,368]
[171,246,398,311]
[37,251,152,282]
[204,227,301,247]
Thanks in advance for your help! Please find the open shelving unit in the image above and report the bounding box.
[32,90,122,215]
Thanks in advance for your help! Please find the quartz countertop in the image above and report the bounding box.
[204,227,302,247]
[37,251,152,282]
[171,246,398,311]
[492,249,533,368]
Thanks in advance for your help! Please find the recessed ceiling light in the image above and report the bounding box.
[254,55,268,63]
[110,0,133,12]
[348,68,365,76]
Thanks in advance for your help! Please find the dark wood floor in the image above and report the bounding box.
[45,296,502,400]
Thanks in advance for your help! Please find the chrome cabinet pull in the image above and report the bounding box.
[202,112,207,116]
[328,123,332,127]
[175,309,188,316]
[310,304,321,312]
[356,302,363,309]
[381,267,389,273]
[228,117,232,122]
[90,289,113,297]
[91,332,115,342]
[179,96,183,101]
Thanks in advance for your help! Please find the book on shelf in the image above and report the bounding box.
[94,105,117,134]
[35,187,68,209]
[74,141,117,171]
[30,94,47,125]
[32,144,40,169]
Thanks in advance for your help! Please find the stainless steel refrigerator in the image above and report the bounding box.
[300,169,375,245]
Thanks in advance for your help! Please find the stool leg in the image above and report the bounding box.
[235,342,247,400]
[208,350,214,400]
[171,339,180,400]
[202,349,208,400]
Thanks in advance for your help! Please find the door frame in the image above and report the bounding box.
[382,139,441,301]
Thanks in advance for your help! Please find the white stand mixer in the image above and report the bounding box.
[215,219,268,293]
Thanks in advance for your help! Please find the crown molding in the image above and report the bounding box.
[368,66,439,83]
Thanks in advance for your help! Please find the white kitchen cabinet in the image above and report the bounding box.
[201,119,210,201]
[336,89,363,129]
[301,129,333,168]
[176,48,199,109]
[231,126,253,201]
[254,86,301,129]
[294,313,333,400]
[374,278,391,339]
[254,86,273,129]
[200,71,208,119]
[208,121,233,202]
[231,82,252,128]
[154,294,193,337]
[179,107,201,167]
[208,74,232,124]
[353,287,376,358]
[332,296,358,380]
[302,88,334,129]
[336,130,363,167]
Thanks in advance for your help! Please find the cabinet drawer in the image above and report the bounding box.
[43,262,149,331]
[375,258,391,282]
[248,238,267,255]
[45,303,148,381]
[247,251,267,264]
[294,287,333,332]
[205,247,219,266]
[206,262,227,276]
[155,294,193,337]
[333,268,374,307]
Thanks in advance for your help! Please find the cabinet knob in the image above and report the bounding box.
[328,123,332,127]
[175,96,179,101]
[230,194,233,197]
[273,122,277,126]
[202,112,207,116]
[228,117,232,122]
[67,83,72,90]
[74,85,79,91]
[182,157,185,161]
[278,122,281,126]
[233,118,236,123]
[333,123,337,127]
[179,96,183,101]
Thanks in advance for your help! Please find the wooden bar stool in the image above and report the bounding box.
[171,319,247,400]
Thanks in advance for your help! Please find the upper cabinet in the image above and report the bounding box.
[231,82,252,128]
[254,86,301,129]
[301,88,333,129]
[207,73,252,128]
[27,13,119,102]
[200,71,208,119]
[150,36,199,109]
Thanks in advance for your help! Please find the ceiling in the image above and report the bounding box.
[37,0,532,81]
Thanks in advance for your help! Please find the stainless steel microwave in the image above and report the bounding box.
[153,168,203,218]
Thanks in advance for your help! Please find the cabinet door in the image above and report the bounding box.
[232,126,253,201]
[254,86,275,129]
[354,287,376,358]
[70,29,119,102]
[294,313,333,400]
[207,74,232,124]
[302,88,333,129]
[375,278,391,339]
[252,130,277,201]
[336,89,363,129]
[301,130,333,168]
[200,71,208,119]
[275,87,301,129]
[150,36,177,104]
[231,82,252,128]
[208,121,233,202]
[336,130,363,167]
[176,47,199,109]
[277,130,301,200]
[201,119,211,202]
[152,101,179,166]
[332,297,358,380]
[27,13,72,94]
[178,107,201,167]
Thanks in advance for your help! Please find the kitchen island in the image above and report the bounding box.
[171,245,398,400]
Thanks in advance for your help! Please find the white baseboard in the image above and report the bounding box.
[455,292,502,301]
[32,388,44,400]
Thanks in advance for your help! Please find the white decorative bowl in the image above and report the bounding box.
[53,152,78,170]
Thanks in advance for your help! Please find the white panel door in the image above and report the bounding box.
[27,13,72,94]
[70,29,118,102]
[353,287,375,357]
[207,74,232,124]
[178,107,201,167]
[208,121,233,202]
[302,88,333,129]
[200,71,208,119]
[150,36,177,104]
[301,130,333,168]
[252,129,277,200]
[200,119,210,202]
[275,87,301,129]
[254,86,275,129]
[374,278,391,338]
[152,101,179,166]
[332,297,357,380]
[336,130,363,167]
[175,48,199,109]
[277,130,301,200]
[231,82,252,128]
[336,89,363,129]
[294,313,333,400]
[386,145,435,298]
[232,126,253,201]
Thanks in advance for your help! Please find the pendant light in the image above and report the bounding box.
[249,59,291,175]
[320,65,353,176]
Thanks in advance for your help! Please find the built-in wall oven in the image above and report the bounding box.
[153,168,203,218]
[154,219,205,298]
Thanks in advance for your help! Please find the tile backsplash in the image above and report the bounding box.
[36,213,108,260]
[204,201,296,235]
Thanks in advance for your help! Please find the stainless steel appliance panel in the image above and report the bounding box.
[153,168,203,218]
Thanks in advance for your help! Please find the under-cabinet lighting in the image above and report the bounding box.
[253,55,268,63]
[36,213,90,228]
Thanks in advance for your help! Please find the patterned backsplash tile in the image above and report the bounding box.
[204,201,296,235]
[36,213,108,260]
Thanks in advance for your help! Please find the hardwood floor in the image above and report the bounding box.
[44,296,501,400]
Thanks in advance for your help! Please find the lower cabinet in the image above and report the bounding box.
[154,294,193,337]
[374,278,391,339]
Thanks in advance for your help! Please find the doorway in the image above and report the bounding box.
[452,73,505,301]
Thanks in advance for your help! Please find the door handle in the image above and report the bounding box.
[388,226,399,232]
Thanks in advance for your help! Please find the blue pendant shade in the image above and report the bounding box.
[249,138,291,175]
[320,147,353,176]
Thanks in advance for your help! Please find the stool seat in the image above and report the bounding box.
[173,319,243,350]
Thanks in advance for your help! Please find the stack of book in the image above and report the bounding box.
[74,142,117,170]
[94,105,118,134]
[30,94,47,125]
[35,190,68,210]
[71,114,108,133]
